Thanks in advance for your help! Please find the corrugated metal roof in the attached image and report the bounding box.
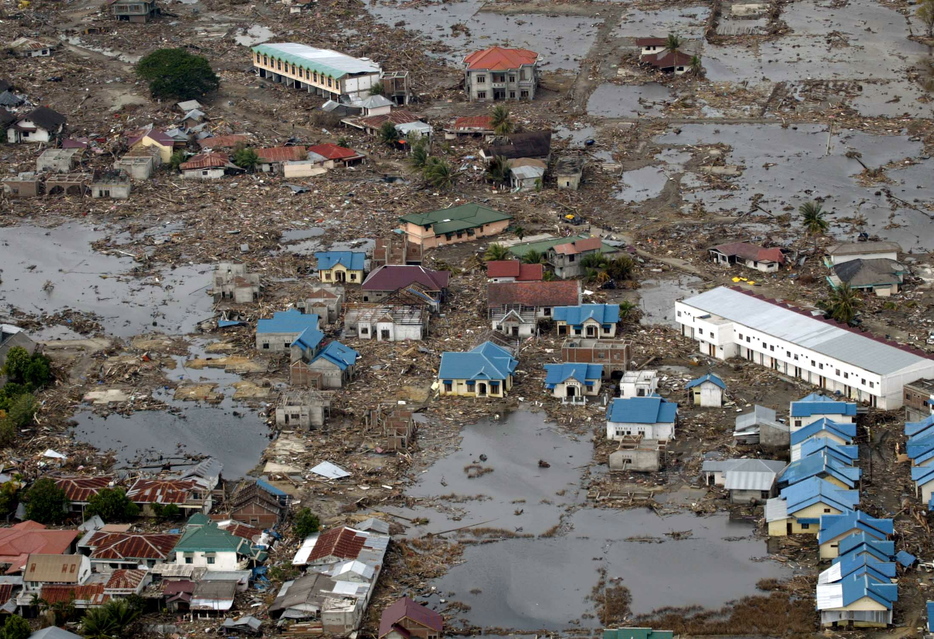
[315,251,366,271]
[544,363,603,388]
[607,396,677,425]
[85,531,180,560]
[680,287,934,375]
[127,478,200,504]
[553,304,620,327]
[438,341,518,381]
[54,476,113,503]
[253,43,380,79]
[685,373,726,390]
[256,309,319,335]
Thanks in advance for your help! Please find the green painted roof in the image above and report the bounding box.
[603,629,674,639]
[187,513,210,525]
[399,203,511,235]
[508,234,616,257]
[252,43,380,80]
[174,522,255,555]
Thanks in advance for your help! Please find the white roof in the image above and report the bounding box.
[680,287,934,376]
[818,563,843,585]
[512,165,545,180]
[258,43,380,75]
[764,496,787,523]
[395,121,432,135]
[356,95,393,109]
[309,461,350,480]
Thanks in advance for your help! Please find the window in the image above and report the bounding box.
[844,372,849,379]
[835,369,840,376]
[443,381,452,392]
[738,333,743,340]
[521,90,529,98]
[823,508,831,513]
[793,354,798,361]
[360,327,368,335]
[770,345,774,352]
[277,60,282,70]
[746,336,750,343]
[811,360,815,367]
[263,343,269,350]
[509,75,516,82]
[185,557,193,564]
[477,75,486,84]
[794,420,802,427]
[800,523,810,530]
[697,328,703,336]
[677,310,681,317]
[861,379,866,385]
[510,91,516,98]
[819,363,824,370]
[870,381,874,388]
[543,307,551,316]
[786,351,791,358]
[477,91,486,99]
[314,71,318,82]
[207,557,215,565]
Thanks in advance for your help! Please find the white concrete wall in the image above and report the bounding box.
[606,420,674,441]
[174,550,240,571]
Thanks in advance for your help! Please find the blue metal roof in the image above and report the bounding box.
[895,550,916,567]
[927,601,934,632]
[906,433,934,462]
[818,511,894,544]
[292,327,324,351]
[257,309,320,334]
[790,393,857,418]
[831,554,896,582]
[544,363,603,388]
[839,574,898,608]
[799,438,859,464]
[607,396,678,425]
[438,341,518,382]
[311,341,359,370]
[779,477,859,515]
[835,533,895,563]
[255,478,288,497]
[314,251,366,271]
[780,452,861,489]
[911,465,934,486]
[552,304,620,327]
[906,414,934,438]
[684,373,726,390]
[790,418,857,446]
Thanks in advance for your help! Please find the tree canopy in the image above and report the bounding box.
[2,347,52,391]
[0,615,31,639]
[23,478,69,525]
[136,48,220,101]
[293,508,320,539]
[86,488,139,523]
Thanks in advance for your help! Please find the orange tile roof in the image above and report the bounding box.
[84,531,180,561]
[0,522,77,567]
[179,152,229,171]
[307,143,363,161]
[105,568,148,591]
[256,146,308,162]
[552,237,603,255]
[452,115,494,131]
[40,584,107,605]
[464,47,538,71]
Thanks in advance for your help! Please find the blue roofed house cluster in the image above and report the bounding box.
[256,309,322,353]
[437,341,518,398]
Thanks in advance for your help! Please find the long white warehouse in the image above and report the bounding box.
[675,286,934,410]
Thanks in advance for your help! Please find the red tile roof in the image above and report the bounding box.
[307,143,362,161]
[84,531,180,561]
[197,134,250,149]
[55,476,113,503]
[0,584,13,607]
[452,115,494,131]
[362,265,450,292]
[635,37,668,46]
[711,242,786,264]
[179,152,229,171]
[308,527,366,562]
[486,260,543,281]
[127,478,200,504]
[646,50,693,69]
[0,522,78,567]
[357,111,420,130]
[127,128,175,148]
[464,47,538,70]
[487,280,581,308]
[256,146,308,162]
[40,584,107,606]
[105,568,148,591]
[379,597,444,639]
[552,237,603,255]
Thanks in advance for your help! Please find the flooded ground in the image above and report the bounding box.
[639,276,703,326]
[615,165,670,202]
[388,410,790,631]
[0,223,213,337]
[587,83,673,118]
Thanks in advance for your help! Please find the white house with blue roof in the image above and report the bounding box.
[816,573,897,628]
[544,363,603,403]
[766,477,859,536]
[684,372,725,407]
[437,342,518,398]
[818,511,894,560]
[256,309,322,353]
[290,341,360,389]
[606,395,677,441]
[553,304,620,339]
[315,251,367,284]
[790,393,857,431]
[790,418,857,462]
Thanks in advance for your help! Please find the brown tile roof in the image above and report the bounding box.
[55,476,113,503]
[552,237,603,255]
[84,531,180,561]
[486,261,543,281]
[307,143,363,161]
[179,152,229,171]
[127,478,200,504]
[197,134,250,149]
[646,50,693,69]
[487,280,581,308]
[308,527,366,562]
[452,115,493,131]
[362,265,450,292]
[635,37,668,46]
[379,597,444,638]
[218,521,262,541]
[105,568,148,591]
[256,146,308,163]
[307,287,339,300]
[40,584,106,605]
[358,110,420,130]
[484,131,552,160]
[24,554,83,583]
[0,584,13,607]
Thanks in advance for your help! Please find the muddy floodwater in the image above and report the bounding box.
[390,410,791,631]
[0,223,213,337]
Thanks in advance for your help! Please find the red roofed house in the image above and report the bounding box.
[709,242,787,273]
[463,46,538,102]
[256,146,309,174]
[445,115,494,137]
[486,260,544,283]
[78,531,181,570]
[545,236,620,279]
[0,522,78,575]
[378,597,443,639]
[307,143,366,168]
[635,37,668,58]
[179,152,234,180]
[635,39,694,75]
[488,280,581,338]
[55,476,114,516]
[126,478,214,516]
[361,266,450,309]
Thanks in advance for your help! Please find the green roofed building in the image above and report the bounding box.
[172,520,265,572]
[251,43,382,101]
[400,203,512,249]
[603,629,675,639]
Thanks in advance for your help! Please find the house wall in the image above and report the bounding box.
[283,162,327,178]
[556,318,616,339]
[231,502,279,528]
[820,608,891,628]
[389,618,439,639]
[819,531,885,560]
[919,479,934,504]
[606,420,674,441]
[306,359,349,389]
[790,432,848,461]
[403,219,510,249]
[675,300,934,410]
[608,449,659,472]
[740,258,779,273]
[252,51,379,100]
[551,379,601,399]
[358,320,424,341]
[9,124,54,144]
[693,383,723,407]
[767,502,843,536]
[792,413,856,431]
[730,488,770,504]
[556,172,581,190]
[183,167,225,180]
[134,138,173,164]
[114,156,155,180]
[492,317,536,338]
[760,423,791,448]
[256,331,301,352]
[440,376,512,398]
[320,264,364,284]
[174,550,239,571]
[465,65,537,102]
[91,183,131,199]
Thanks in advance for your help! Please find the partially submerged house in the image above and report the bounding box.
[561,339,631,378]
[378,597,443,639]
[275,389,331,430]
[765,477,859,537]
[606,396,677,441]
[252,43,382,101]
[637,41,693,75]
[7,107,66,144]
[343,305,427,341]
[829,259,907,297]
[701,458,786,504]
[684,373,726,407]
[732,405,789,447]
[608,439,666,473]
[212,263,261,304]
[488,280,581,338]
[709,242,788,273]
[256,309,322,353]
[463,46,538,102]
[399,203,511,250]
[544,363,603,403]
[485,260,544,283]
[619,370,658,399]
[553,304,620,339]
[315,251,367,284]
[438,342,518,398]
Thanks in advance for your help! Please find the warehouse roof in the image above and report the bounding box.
[252,43,380,78]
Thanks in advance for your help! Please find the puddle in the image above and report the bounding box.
[555,125,598,148]
[587,83,673,118]
[639,276,703,326]
[234,25,275,46]
[281,228,325,242]
[849,81,934,118]
[436,509,791,630]
[614,166,670,202]
[0,223,214,337]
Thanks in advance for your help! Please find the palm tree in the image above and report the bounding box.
[409,138,429,169]
[689,55,703,76]
[618,300,641,323]
[665,33,682,53]
[606,255,635,281]
[485,155,511,184]
[422,157,455,189]
[484,243,510,262]
[580,252,608,271]
[512,225,526,241]
[799,201,829,236]
[379,121,399,147]
[522,249,547,264]
[490,105,514,136]
[821,283,862,325]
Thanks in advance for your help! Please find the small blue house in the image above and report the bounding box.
[778,452,862,490]
[684,372,725,407]
[789,393,857,430]
[544,363,603,403]
[765,477,859,536]
[553,304,620,338]
[818,511,894,560]
[790,418,857,462]
[256,309,322,353]
[291,340,359,389]
[438,342,518,399]
[816,573,897,628]
[834,533,895,565]
[314,251,367,284]
[606,396,677,441]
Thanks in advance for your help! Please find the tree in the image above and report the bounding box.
[690,55,703,76]
[522,249,547,265]
[293,508,320,539]
[232,146,260,172]
[820,283,862,325]
[80,599,139,639]
[0,481,19,517]
[490,105,514,137]
[369,81,385,97]
[799,201,829,236]
[6,393,36,429]
[2,347,52,391]
[169,150,187,171]
[86,488,139,522]
[919,0,934,37]
[379,121,399,147]
[485,155,511,184]
[580,252,608,271]
[410,141,429,169]
[484,243,510,262]
[0,615,30,639]
[135,48,219,101]
[512,225,526,241]
[618,300,641,323]
[152,503,181,521]
[606,255,635,281]
[23,478,69,524]
[336,136,349,148]
[422,157,455,190]
[665,33,682,53]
